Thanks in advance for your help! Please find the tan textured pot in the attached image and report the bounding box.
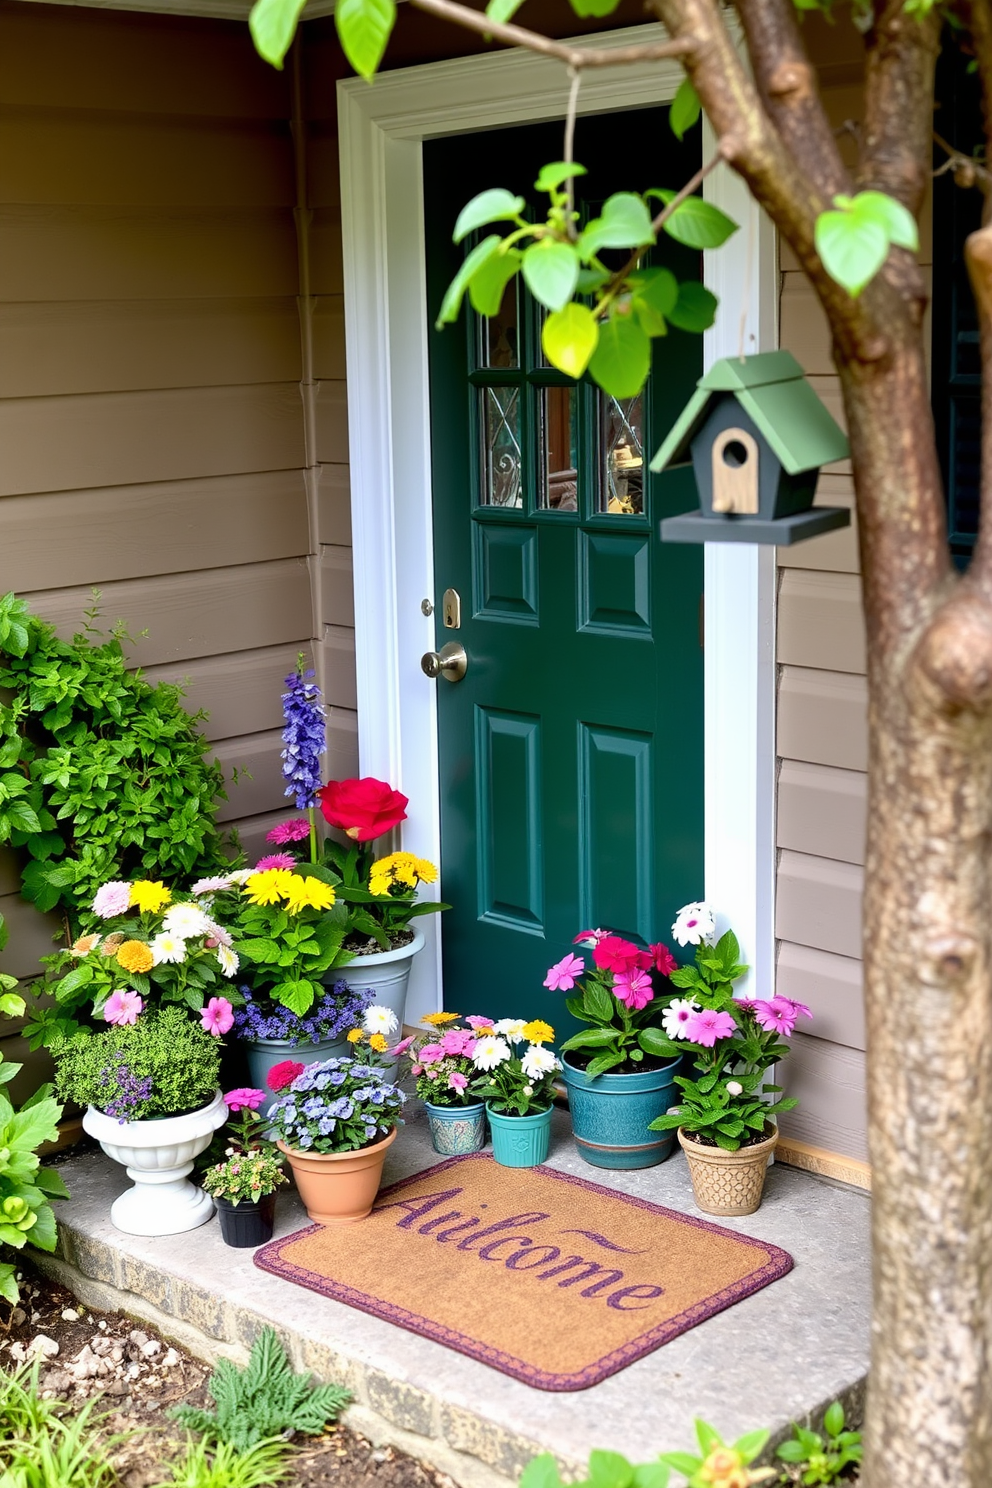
[677,1126,778,1216]
[278,1128,397,1225]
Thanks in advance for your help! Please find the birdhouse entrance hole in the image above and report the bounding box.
[712,426,759,515]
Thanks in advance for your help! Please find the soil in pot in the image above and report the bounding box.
[343,927,416,957]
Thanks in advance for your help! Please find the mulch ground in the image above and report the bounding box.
[0,1265,454,1488]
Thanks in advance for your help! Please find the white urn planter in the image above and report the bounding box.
[83,1090,227,1237]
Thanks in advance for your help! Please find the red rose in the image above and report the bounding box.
[318,777,409,842]
[592,935,643,977]
[267,1059,305,1092]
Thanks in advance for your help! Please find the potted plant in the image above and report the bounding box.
[201,1088,288,1248]
[400,1013,495,1155]
[266,1055,406,1224]
[53,1006,227,1236]
[649,902,811,1215]
[548,929,683,1170]
[469,1021,561,1168]
[232,979,374,1113]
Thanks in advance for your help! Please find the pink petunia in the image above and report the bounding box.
[543,952,585,992]
[411,1063,424,1076]
[639,942,677,977]
[103,989,143,1026]
[224,1087,266,1113]
[255,852,297,872]
[92,881,132,919]
[448,1071,469,1092]
[465,1016,494,1030]
[782,996,813,1022]
[613,969,654,1011]
[265,818,312,845]
[267,1059,305,1092]
[440,1028,476,1056]
[572,928,609,947]
[418,1043,444,1065]
[201,996,234,1037]
[389,1035,417,1058]
[592,936,643,977]
[684,1008,738,1047]
[752,997,809,1037]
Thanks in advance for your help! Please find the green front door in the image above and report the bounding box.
[424,109,704,1032]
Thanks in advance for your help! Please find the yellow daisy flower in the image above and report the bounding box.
[283,876,336,915]
[368,870,391,897]
[421,1011,460,1026]
[415,858,438,884]
[522,1019,555,1045]
[129,881,172,914]
[346,1028,365,1044]
[244,869,295,906]
[368,1033,388,1052]
[116,940,155,974]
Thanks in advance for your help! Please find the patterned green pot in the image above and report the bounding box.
[425,1100,487,1155]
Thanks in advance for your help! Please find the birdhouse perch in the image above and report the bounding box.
[652,351,851,546]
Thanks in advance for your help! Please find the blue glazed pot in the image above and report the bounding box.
[245,1036,350,1116]
[561,1054,682,1169]
[425,1100,487,1155]
[486,1104,553,1168]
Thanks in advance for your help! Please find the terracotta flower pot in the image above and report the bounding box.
[678,1125,778,1216]
[278,1127,397,1224]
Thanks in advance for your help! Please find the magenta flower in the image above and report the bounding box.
[255,852,297,872]
[390,1035,417,1057]
[201,996,234,1037]
[448,1071,469,1092]
[419,1043,444,1065]
[267,1059,305,1091]
[753,997,810,1037]
[224,1087,266,1113]
[103,989,143,1026]
[265,818,312,845]
[782,996,813,1022]
[440,1028,476,1056]
[613,969,654,1010]
[465,1015,494,1030]
[592,936,643,977]
[92,881,132,919]
[639,942,677,977]
[543,952,585,991]
[572,928,608,946]
[684,1008,738,1047]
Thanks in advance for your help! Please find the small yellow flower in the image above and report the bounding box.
[415,858,438,884]
[421,1012,460,1026]
[116,940,155,974]
[244,869,295,906]
[522,1019,554,1045]
[283,875,336,915]
[368,1033,388,1052]
[129,881,172,914]
[347,1028,365,1044]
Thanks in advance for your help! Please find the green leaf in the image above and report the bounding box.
[485,0,526,21]
[670,77,701,140]
[585,1051,625,1078]
[658,1454,701,1477]
[535,162,587,193]
[695,1421,722,1455]
[542,303,599,378]
[589,315,651,399]
[454,189,527,245]
[27,1202,57,1252]
[733,1429,769,1463]
[560,1028,621,1051]
[0,1262,18,1306]
[637,1026,680,1058]
[854,191,919,251]
[273,979,317,1016]
[584,980,615,1025]
[823,1402,845,1438]
[520,1456,563,1488]
[248,0,308,69]
[522,240,580,312]
[436,236,501,328]
[588,1451,634,1488]
[651,191,738,249]
[579,193,655,261]
[469,248,522,317]
[775,1441,810,1463]
[0,992,25,1020]
[632,1465,669,1488]
[334,0,396,80]
[816,191,918,298]
[667,281,718,333]
[568,0,621,15]
[34,1166,70,1200]
[8,800,41,834]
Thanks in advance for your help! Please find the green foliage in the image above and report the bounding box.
[0,593,230,924]
[560,957,680,1078]
[0,914,26,1023]
[230,892,350,1017]
[247,0,308,68]
[172,1327,351,1453]
[670,78,701,141]
[659,1420,772,1486]
[201,1145,288,1204]
[521,1449,669,1488]
[53,1007,220,1121]
[0,1057,67,1307]
[335,0,397,81]
[0,1363,128,1488]
[775,1403,862,1485]
[153,1438,292,1488]
[815,191,919,297]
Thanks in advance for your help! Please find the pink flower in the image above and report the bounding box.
[255,852,297,871]
[201,996,234,1037]
[103,989,143,1026]
[544,952,585,992]
[782,996,813,1022]
[639,942,677,977]
[224,1087,266,1113]
[572,928,608,947]
[752,997,810,1037]
[592,936,643,977]
[92,881,132,919]
[448,1071,469,1092]
[613,969,654,1011]
[267,1059,305,1092]
[465,1016,494,1030]
[411,1063,424,1076]
[419,1043,444,1065]
[265,818,312,845]
[205,921,232,948]
[440,1028,476,1056]
[684,1008,738,1047]
[390,1035,417,1057]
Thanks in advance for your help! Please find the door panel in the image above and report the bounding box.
[424,108,704,1031]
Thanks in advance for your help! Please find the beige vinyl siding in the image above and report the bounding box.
[0,3,357,1083]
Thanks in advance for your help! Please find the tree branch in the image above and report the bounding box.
[406,0,693,68]
[858,0,942,216]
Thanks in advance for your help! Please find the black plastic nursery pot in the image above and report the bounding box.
[213,1190,277,1248]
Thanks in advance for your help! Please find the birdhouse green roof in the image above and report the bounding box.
[649,350,850,475]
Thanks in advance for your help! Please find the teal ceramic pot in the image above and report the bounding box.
[425,1100,486,1155]
[486,1104,553,1168]
[561,1054,682,1169]
[245,1036,350,1115]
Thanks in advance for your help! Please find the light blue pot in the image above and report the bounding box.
[561,1055,682,1169]
[486,1104,553,1168]
[245,1036,350,1116]
[425,1100,487,1155]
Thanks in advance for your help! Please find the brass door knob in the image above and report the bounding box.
[421,641,468,682]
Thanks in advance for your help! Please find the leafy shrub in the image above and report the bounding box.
[172,1327,351,1452]
[521,1422,775,1488]
[53,1008,220,1121]
[154,1438,291,1488]
[0,1060,68,1306]
[0,592,230,923]
[776,1403,862,1484]
[0,912,25,1022]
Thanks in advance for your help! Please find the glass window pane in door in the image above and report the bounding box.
[598,393,644,514]
[538,386,578,510]
[478,281,519,369]
[480,386,523,507]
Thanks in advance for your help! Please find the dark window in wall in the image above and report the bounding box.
[932,36,984,563]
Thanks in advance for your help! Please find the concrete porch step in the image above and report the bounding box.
[34,1105,871,1488]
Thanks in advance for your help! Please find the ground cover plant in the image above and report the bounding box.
[0,1051,67,1306]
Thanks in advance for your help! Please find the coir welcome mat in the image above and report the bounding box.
[254,1154,793,1391]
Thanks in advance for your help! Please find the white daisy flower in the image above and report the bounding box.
[227,869,255,885]
[671,901,716,948]
[491,1018,528,1044]
[363,1004,399,1036]
[217,945,240,978]
[520,1045,560,1081]
[662,997,699,1039]
[162,902,212,938]
[472,1035,512,1071]
[191,875,234,895]
[150,932,187,966]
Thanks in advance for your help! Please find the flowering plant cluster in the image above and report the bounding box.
[220,865,349,1017]
[398,1012,495,1108]
[547,929,680,1078]
[469,1018,561,1116]
[52,1007,222,1123]
[345,1002,401,1059]
[266,1057,406,1154]
[200,1087,288,1205]
[232,979,373,1045]
[649,903,811,1152]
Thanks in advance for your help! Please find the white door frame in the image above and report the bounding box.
[337,27,777,1020]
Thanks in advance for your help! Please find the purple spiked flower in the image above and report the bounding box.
[280,667,326,810]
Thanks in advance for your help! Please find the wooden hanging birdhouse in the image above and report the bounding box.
[652,351,851,545]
